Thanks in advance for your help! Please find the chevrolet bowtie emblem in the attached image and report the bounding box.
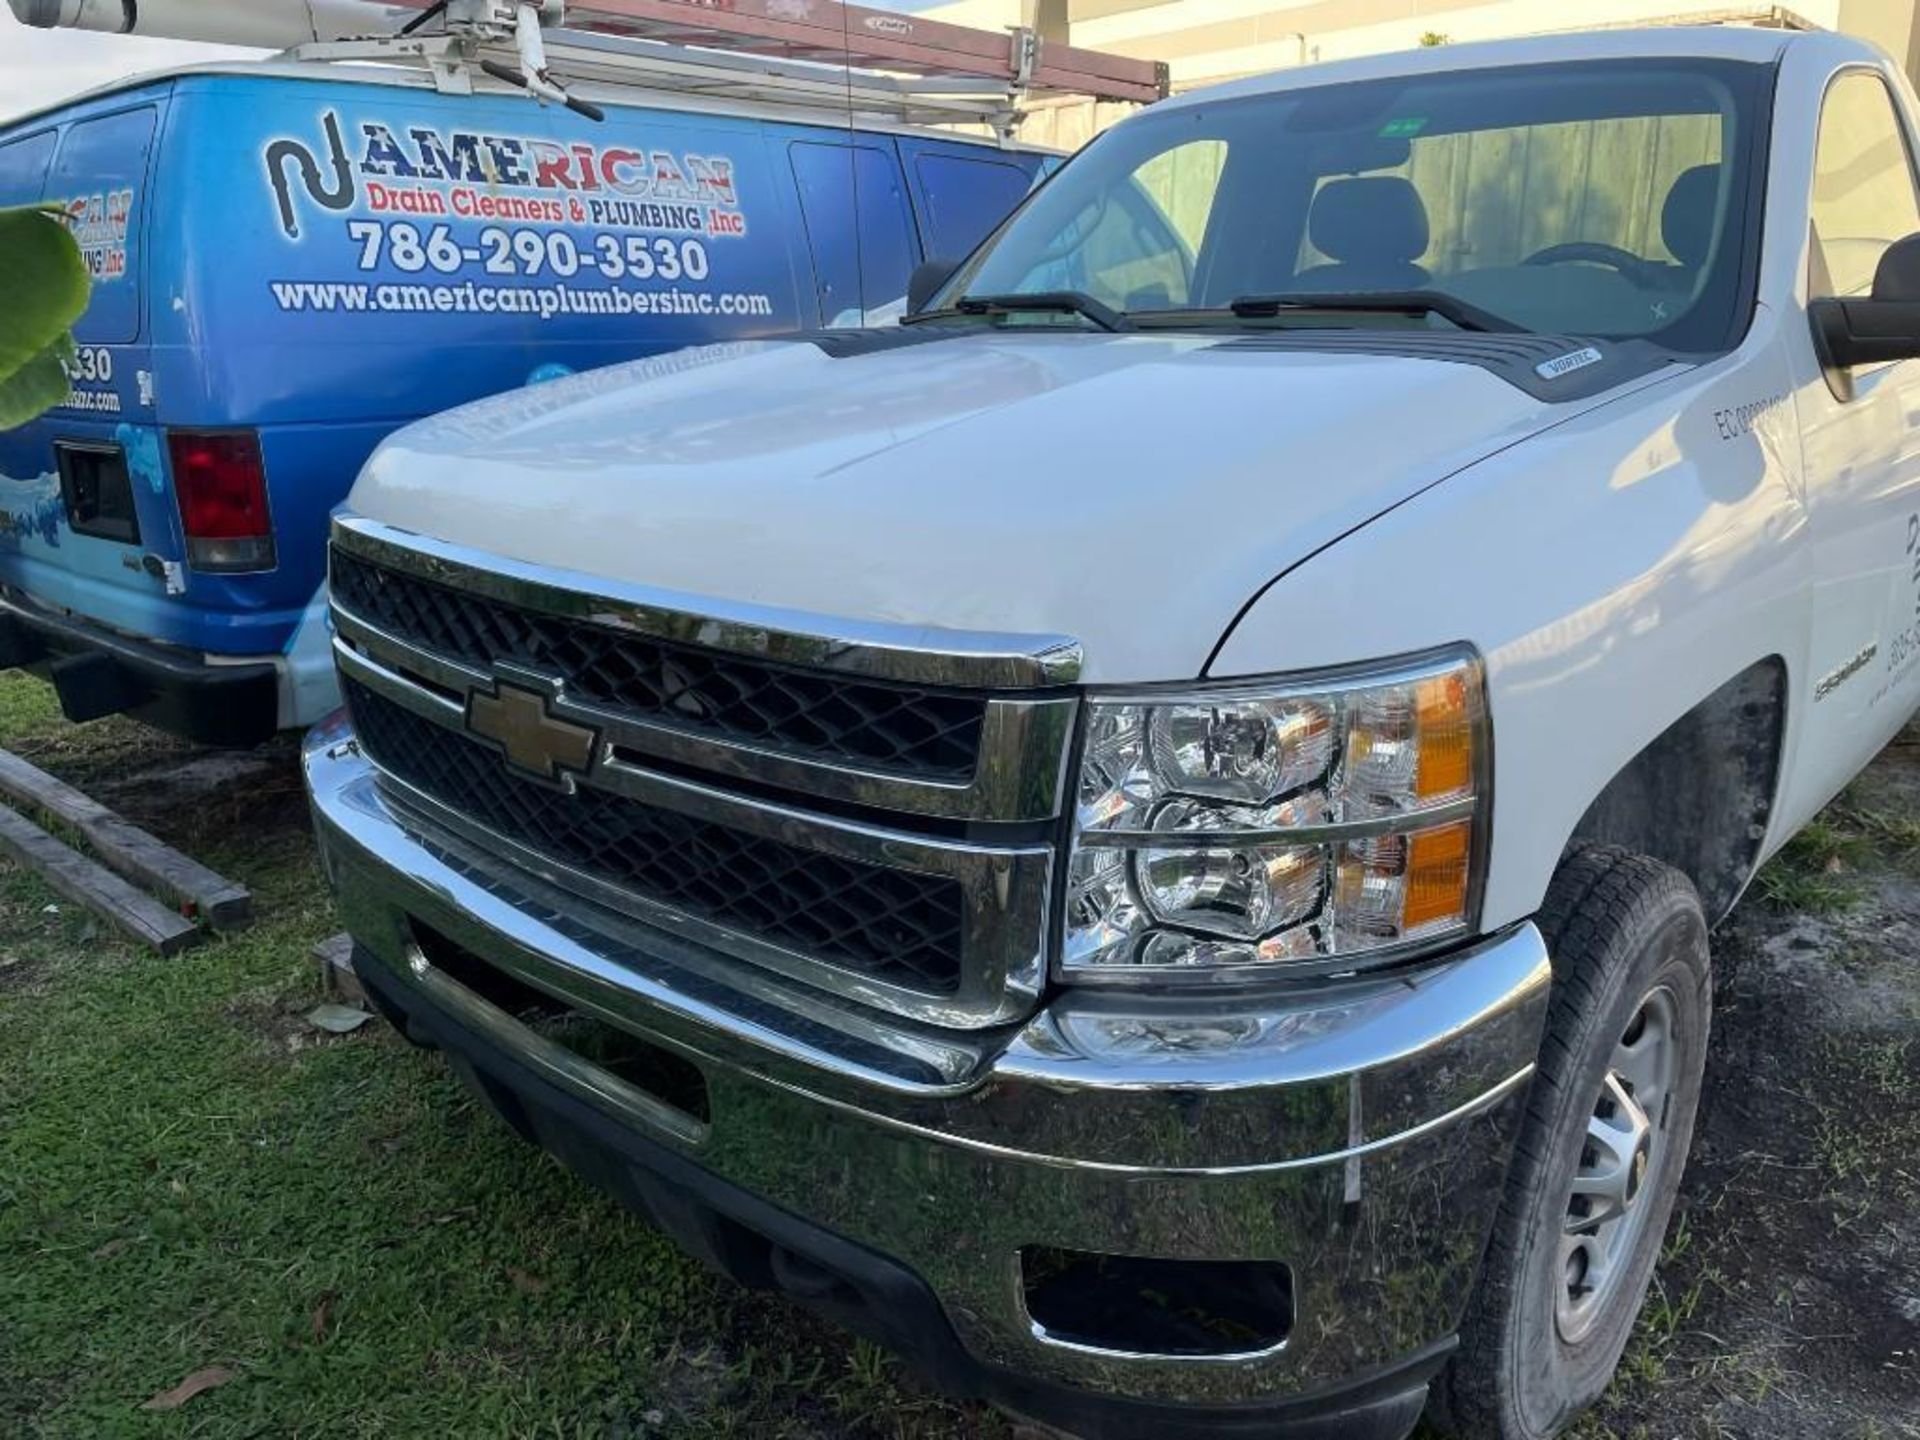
[467,680,599,786]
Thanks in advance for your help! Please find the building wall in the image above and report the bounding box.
[1839,0,1920,72]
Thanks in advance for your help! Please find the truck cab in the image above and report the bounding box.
[306,25,1920,1440]
[0,61,1053,745]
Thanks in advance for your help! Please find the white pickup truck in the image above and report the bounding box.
[304,23,1920,1440]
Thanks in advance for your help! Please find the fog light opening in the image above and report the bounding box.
[1019,1247,1293,1359]
[535,1012,712,1125]
[411,923,711,1124]
[412,923,563,1020]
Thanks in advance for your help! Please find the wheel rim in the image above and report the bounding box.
[1555,985,1681,1344]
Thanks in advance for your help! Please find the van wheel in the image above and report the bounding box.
[1432,847,1711,1439]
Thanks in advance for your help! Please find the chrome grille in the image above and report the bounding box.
[326,513,1075,1029]
[344,678,969,995]
[332,548,987,781]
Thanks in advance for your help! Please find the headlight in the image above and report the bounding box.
[1063,648,1487,983]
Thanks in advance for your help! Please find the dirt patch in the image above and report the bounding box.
[93,749,283,807]
[1573,730,1920,1440]
[6,714,308,871]
[85,735,308,862]
[651,1342,740,1424]
[221,976,374,1061]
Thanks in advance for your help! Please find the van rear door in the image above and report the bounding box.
[126,75,822,678]
[0,98,172,646]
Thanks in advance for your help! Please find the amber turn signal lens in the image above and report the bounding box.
[1402,820,1473,932]
[1414,673,1476,800]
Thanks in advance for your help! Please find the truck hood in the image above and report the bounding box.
[352,331,1617,682]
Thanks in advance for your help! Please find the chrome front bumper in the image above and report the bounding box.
[305,711,1550,1419]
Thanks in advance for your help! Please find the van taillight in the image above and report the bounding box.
[168,429,276,573]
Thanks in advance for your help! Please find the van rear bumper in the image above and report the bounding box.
[0,591,279,747]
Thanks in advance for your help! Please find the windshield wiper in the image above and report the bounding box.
[904,290,1131,333]
[1224,290,1519,334]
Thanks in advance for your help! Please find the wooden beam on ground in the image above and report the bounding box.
[314,933,365,1006]
[0,748,252,930]
[0,802,203,957]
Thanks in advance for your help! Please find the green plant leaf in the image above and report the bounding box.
[0,206,90,372]
[0,335,76,432]
[0,205,90,429]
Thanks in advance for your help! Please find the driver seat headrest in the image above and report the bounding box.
[1662,165,1722,269]
[1309,176,1431,266]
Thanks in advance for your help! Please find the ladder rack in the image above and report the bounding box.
[292,27,1096,131]
[538,0,1165,103]
[332,0,1168,127]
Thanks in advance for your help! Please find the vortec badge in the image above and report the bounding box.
[467,680,599,788]
[1535,346,1605,381]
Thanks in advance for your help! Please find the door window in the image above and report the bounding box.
[790,142,919,327]
[1810,72,1920,299]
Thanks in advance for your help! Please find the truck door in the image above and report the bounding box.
[1791,67,1920,814]
[788,140,919,327]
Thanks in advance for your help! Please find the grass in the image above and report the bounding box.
[0,673,997,1440]
[1752,816,1869,913]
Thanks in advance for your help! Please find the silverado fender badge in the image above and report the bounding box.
[1815,643,1878,701]
[1534,346,1605,382]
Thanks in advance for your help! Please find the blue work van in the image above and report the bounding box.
[0,63,1051,745]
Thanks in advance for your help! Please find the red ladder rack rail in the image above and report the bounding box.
[383,0,1170,105]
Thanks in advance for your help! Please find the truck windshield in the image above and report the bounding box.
[943,57,1771,349]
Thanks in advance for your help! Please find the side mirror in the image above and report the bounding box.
[1810,232,1920,368]
[908,257,961,316]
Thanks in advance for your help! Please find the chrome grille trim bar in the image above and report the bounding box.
[331,599,1077,824]
[337,641,1053,1030]
[332,513,1083,689]
[335,637,465,724]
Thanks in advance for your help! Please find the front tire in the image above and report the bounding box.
[1434,847,1712,1439]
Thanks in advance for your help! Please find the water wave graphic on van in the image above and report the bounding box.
[0,470,67,551]
[0,465,181,626]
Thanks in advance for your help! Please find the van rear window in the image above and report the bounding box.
[915,154,1036,260]
[48,106,156,344]
[0,129,56,206]
[791,142,918,327]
